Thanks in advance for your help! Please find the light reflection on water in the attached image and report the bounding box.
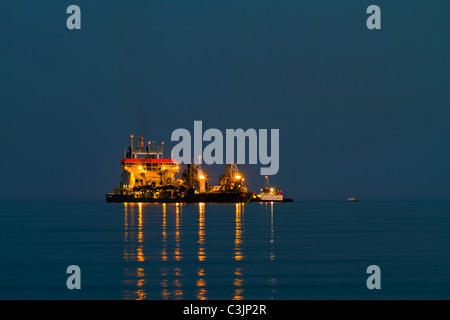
[121,202,277,300]
[233,203,244,300]
[2,201,450,299]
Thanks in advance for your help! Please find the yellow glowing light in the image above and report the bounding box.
[199,174,205,180]
[235,175,241,180]
[176,166,179,170]
[162,166,166,170]
[270,188,274,192]
[139,166,142,170]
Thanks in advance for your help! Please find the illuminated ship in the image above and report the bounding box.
[259,176,284,202]
[105,135,254,203]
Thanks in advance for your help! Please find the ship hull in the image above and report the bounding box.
[260,194,284,202]
[106,192,253,204]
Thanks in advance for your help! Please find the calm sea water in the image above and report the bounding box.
[0,200,449,300]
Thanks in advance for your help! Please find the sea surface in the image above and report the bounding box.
[0,200,449,300]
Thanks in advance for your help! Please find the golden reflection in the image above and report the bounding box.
[174,203,182,261]
[159,266,184,300]
[136,267,145,285]
[135,289,146,300]
[124,203,129,241]
[161,204,168,262]
[123,203,129,262]
[196,267,208,300]
[135,267,146,300]
[122,203,147,300]
[233,204,245,300]
[198,203,206,262]
[195,203,208,300]
[173,267,183,300]
[137,203,145,262]
[160,267,170,300]
[234,203,244,261]
[174,204,184,299]
[233,267,244,300]
[160,204,185,300]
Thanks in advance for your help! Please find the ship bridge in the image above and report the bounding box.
[120,135,180,189]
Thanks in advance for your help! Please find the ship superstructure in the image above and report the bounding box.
[119,135,180,191]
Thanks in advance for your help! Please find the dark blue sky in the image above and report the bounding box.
[1,1,449,201]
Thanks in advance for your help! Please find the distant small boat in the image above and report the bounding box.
[346,197,359,202]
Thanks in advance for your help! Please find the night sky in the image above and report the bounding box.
[1,1,449,201]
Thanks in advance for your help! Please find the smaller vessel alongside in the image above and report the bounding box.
[259,176,284,202]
